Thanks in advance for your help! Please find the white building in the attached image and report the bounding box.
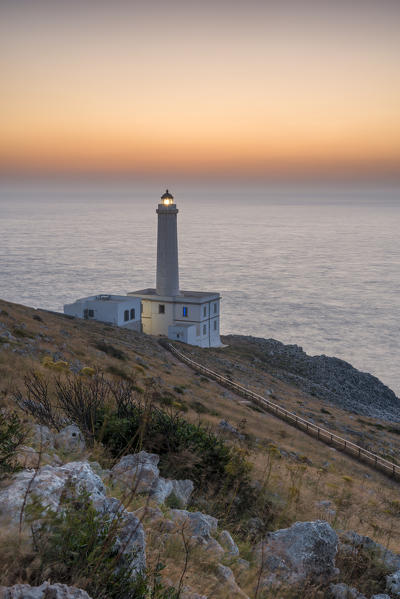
[129,190,222,348]
[64,294,141,331]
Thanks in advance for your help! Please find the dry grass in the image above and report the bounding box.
[1,296,400,567]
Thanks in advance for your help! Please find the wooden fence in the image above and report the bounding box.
[161,340,400,482]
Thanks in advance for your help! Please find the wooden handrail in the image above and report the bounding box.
[161,340,400,482]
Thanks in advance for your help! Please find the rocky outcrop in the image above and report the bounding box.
[0,461,145,578]
[387,570,400,597]
[329,583,366,599]
[257,520,338,587]
[225,335,400,422]
[55,425,86,453]
[219,530,239,556]
[110,451,194,507]
[0,582,92,598]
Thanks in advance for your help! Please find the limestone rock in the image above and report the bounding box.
[220,530,239,555]
[215,564,249,598]
[112,451,159,493]
[386,570,400,597]
[169,509,217,541]
[111,452,193,507]
[55,425,86,452]
[0,461,145,578]
[170,479,194,507]
[329,583,367,599]
[257,520,338,586]
[0,582,92,598]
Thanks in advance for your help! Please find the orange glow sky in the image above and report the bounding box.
[1,0,400,180]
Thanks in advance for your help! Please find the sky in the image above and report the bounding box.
[1,0,400,181]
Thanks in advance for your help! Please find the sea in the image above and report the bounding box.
[1,181,399,396]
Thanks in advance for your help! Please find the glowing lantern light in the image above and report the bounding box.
[161,189,174,206]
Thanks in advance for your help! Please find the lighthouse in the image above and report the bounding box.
[129,190,222,348]
[156,190,180,297]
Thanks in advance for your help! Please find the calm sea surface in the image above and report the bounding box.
[1,182,399,395]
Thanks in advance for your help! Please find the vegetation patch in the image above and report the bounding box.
[0,411,26,479]
[94,341,127,361]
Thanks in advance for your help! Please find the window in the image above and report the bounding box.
[203,324,207,335]
[182,306,188,317]
[213,303,217,314]
[130,308,135,320]
[214,320,217,331]
[140,303,143,313]
[159,304,165,314]
[203,306,207,317]
[88,310,94,318]
[124,310,129,321]
[196,325,200,336]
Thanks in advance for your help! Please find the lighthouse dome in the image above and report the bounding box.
[161,189,174,206]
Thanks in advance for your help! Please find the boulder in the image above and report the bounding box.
[0,582,92,598]
[170,479,194,507]
[111,451,160,494]
[0,461,145,578]
[169,509,217,541]
[386,570,400,597]
[55,425,86,453]
[329,583,367,598]
[111,452,193,507]
[220,530,239,556]
[371,595,392,599]
[257,520,338,587]
[215,564,249,598]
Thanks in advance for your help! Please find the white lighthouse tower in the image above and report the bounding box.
[156,190,180,297]
[129,190,222,348]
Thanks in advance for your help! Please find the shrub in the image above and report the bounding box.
[96,403,233,487]
[190,401,209,414]
[13,327,33,339]
[33,314,43,322]
[14,371,63,431]
[0,412,26,479]
[173,385,185,395]
[165,491,183,509]
[335,541,391,595]
[55,374,111,440]
[94,341,127,361]
[80,366,96,376]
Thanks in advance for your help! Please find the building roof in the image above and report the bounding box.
[68,294,138,304]
[128,288,220,302]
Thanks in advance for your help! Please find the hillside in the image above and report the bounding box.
[1,297,400,599]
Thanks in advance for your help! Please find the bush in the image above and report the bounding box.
[96,402,233,487]
[14,371,63,431]
[0,412,26,479]
[94,341,127,361]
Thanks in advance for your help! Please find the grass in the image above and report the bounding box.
[1,296,400,596]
